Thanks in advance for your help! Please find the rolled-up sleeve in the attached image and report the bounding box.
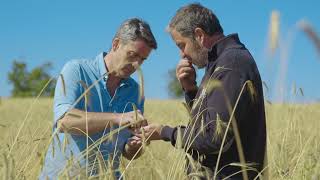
[53,61,81,127]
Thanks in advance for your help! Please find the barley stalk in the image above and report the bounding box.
[137,67,145,104]
[297,19,320,57]
[59,74,66,96]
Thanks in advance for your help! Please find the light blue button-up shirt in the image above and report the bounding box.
[39,52,144,179]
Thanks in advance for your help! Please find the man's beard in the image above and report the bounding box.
[191,42,210,69]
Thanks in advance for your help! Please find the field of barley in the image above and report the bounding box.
[0,98,319,180]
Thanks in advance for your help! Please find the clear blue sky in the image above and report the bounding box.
[1,0,320,101]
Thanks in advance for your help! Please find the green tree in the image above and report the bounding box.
[168,68,183,98]
[8,61,56,97]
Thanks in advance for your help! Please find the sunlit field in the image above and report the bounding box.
[0,98,319,179]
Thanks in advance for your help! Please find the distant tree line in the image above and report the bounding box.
[8,61,56,97]
[167,68,183,98]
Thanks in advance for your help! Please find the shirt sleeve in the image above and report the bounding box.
[53,61,82,127]
[185,89,198,108]
[161,69,246,155]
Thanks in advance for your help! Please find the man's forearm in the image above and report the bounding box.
[161,122,233,155]
[58,108,119,135]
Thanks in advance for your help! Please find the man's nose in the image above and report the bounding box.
[132,61,141,69]
[180,50,187,59]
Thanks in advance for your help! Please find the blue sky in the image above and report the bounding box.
[1,0,320,101]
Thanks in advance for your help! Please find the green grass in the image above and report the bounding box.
[0,98,319,179]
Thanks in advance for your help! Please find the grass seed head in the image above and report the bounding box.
[269,10,280,55]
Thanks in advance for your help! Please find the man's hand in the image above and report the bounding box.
[123,136,144,160]
[176,59,198,92]
[124,123,163,160]
[134,123,163,141]
[113,110,148,129]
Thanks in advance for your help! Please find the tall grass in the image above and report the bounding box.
[0,99,319,179]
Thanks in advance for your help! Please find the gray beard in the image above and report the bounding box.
[194,47,210,69]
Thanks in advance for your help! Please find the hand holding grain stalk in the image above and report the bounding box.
[115,110,148,130]
[134,123,163,142]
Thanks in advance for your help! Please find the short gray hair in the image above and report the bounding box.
[168,3,223,39]
[113,18,157,49]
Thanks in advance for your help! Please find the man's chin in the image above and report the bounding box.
[117,75,130,79]
[194,62,206,69]
[118,72,132,79]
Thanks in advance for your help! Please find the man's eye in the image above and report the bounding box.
[178,44,184,49]
[128,52,137,58]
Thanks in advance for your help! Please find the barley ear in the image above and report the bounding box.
[206,79,222,95]
[246,80,257,103]
[268,10,280,55]
[176,126,183,149]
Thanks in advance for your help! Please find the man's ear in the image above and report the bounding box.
[112,38,120,52]
[194,28,205,44]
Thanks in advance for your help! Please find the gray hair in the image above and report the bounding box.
[113,18,157,49]
[167,3,223,39]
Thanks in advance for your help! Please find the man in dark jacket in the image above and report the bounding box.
[135,3,267,180]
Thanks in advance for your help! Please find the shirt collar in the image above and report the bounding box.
[96,52,132,87]
[97,52,108,79]
[208,33,243,62]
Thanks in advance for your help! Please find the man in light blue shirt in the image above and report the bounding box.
[39,18,157,179]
